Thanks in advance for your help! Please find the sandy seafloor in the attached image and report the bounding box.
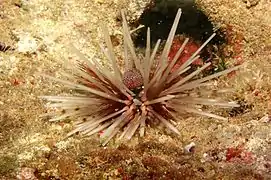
[0,0,271,179]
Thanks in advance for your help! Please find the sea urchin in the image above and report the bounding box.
[41,9,240,146]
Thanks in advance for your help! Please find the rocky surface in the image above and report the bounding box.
[0,0,270,179]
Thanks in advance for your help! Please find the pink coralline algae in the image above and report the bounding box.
[226,144,254,164]
[17,167,38,180]
[168,35,203,72]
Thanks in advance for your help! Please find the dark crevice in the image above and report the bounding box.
[133,0,226,47]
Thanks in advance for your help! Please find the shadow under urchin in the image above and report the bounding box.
[41,8,240,146]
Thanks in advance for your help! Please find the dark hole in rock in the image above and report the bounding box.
[132,0,227,67]
[134,0,225,46]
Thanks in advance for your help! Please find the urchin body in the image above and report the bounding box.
[41,9,240,145]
